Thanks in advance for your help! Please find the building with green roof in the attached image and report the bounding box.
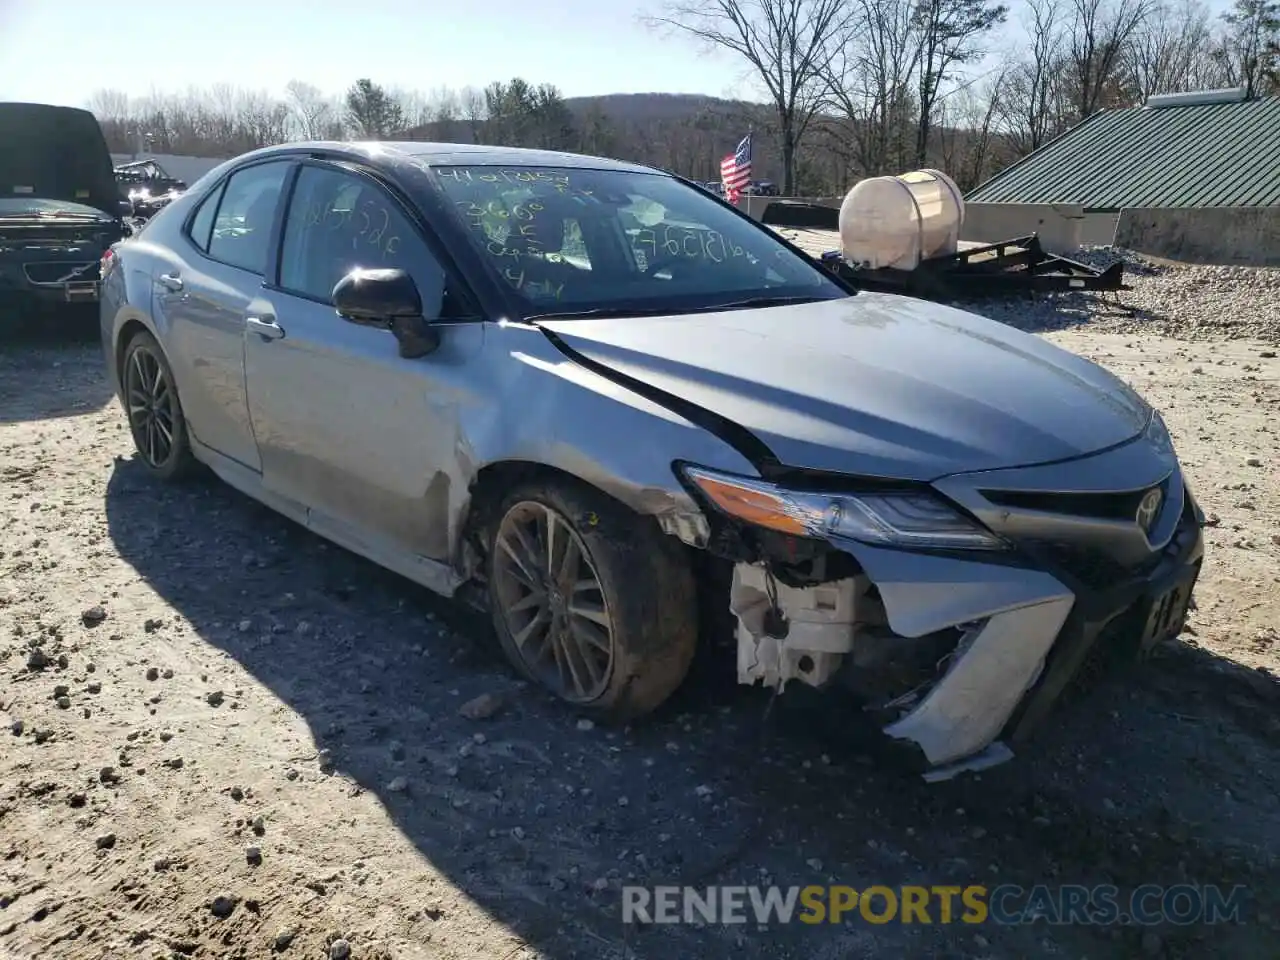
[960,89,1280,263]
[968,90,1280,210]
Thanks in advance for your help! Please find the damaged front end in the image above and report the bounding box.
[675,436,1205,781]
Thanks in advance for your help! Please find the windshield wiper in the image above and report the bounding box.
[705,294,846,310]
[525,294,845,323]
[524,305,685,322]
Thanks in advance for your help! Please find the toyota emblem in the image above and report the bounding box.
[1135,487,1163,533]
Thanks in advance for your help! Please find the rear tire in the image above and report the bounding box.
[486,479,698,723]
[121,329,196,482]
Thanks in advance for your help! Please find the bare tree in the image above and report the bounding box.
[998,0,1073,155]
[911,0,1009,166]
[822,0,920,176]
[647,0,851,194]
[936,70,1006,188]
[426,86,462,141]
[286,81,338,140]
[391,89,435,132]
[1067,0,1152,119]
[1122,0,1222,100]
[459,86,487,143]
[237,91,291,148]
[87,89,131,125]
[1217,0,1280,96]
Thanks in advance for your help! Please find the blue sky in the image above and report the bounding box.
[0,0,747,106]
[0,0,1235,110]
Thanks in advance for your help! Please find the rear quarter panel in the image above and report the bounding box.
[99,205,193,398]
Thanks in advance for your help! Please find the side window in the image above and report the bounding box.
[206,162,290,275]
[186,183,222,253]
[278,165,450,317]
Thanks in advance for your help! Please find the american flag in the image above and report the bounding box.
[720,133,752,203]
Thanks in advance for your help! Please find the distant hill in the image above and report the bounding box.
[398,90,1016,194]
[562,92,763,123]
[401,91,777,184]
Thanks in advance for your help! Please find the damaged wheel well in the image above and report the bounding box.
[458,461,681,576]
[456,461,717,654]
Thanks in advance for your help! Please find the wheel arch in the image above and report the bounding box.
[113,315,154,392]
[455,459,677,573]
[469,457,703,722]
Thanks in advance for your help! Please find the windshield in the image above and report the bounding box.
[430,165,848,318]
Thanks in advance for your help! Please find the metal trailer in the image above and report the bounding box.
[760,200,1128,301]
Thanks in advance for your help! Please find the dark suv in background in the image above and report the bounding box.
[115,159,188,220]
[0,102,130,331]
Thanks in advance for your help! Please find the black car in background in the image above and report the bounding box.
[115,159,188,219]
[1,102,131,328]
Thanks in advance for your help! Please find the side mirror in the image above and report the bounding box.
[331,268,440,359]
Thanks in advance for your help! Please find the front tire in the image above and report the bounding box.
[121,329,196,481]
[486,479,698,723]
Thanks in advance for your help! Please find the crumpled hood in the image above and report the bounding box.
[538,293,1150,481]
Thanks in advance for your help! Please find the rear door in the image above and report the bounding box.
[243,160,485,561]
[152,159,292,471]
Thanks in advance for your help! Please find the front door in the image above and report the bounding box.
[242,161,483,561]
[154,160,291,471]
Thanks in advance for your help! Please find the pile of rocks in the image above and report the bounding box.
[967,246,1280,343]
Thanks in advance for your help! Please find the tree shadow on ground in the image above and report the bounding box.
[102,456,1280,960]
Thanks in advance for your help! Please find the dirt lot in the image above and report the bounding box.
[2,285,1279,959]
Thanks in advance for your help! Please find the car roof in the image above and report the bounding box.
[238,140,663,176]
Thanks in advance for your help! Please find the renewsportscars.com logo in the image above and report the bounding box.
[622,884,1248,927]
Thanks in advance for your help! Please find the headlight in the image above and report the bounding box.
[681,465,1006,550]
[1145,409,1175,457]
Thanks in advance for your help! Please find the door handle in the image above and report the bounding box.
[246,316,285,341]
[158,273,183,292]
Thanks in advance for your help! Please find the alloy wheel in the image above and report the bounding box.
[125,346,175,469]
[492,501,615,702]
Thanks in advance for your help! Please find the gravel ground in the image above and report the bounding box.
[2,265,1279,960]
[969,247,1280,343]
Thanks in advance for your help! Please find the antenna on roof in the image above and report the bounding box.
[1145,86,1248,108]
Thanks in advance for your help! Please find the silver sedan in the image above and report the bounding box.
[100,141,1204,780]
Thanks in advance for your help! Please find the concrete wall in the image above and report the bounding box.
[1078,212,1120,246]
[959,203,1091,253]
[739,195,843,221]
[1114,207,1280,266]
[111,153,224,184]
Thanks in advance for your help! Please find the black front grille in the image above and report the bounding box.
[21,261,96,285]
[982,483,1165,522]
[1018,501,1196,591]
[1019,539,1153,589]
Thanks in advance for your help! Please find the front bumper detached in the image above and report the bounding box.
[730,482,1204,781]
[849,492,1203,780]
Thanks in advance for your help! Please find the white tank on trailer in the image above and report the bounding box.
[837,169,965,271]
